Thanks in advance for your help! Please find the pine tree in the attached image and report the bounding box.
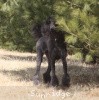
[0,0,99,63]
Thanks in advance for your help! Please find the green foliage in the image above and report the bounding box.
[0,0,99,63]
[85,54,93,63]
[72,52,83,61]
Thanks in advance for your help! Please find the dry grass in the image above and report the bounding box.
[0,49,99,100]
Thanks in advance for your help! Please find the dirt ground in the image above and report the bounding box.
[0,49,99,100]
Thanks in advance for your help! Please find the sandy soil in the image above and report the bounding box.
[0,49,99,100]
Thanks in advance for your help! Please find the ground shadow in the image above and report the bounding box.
[0,64,99,86]
[0,53,99,87]
[0,67,46,82]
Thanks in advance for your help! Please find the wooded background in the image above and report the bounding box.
[0,0,99,63]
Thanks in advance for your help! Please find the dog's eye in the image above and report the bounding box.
[46,20,50,24]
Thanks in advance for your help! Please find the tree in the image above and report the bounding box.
[0,0,99,63]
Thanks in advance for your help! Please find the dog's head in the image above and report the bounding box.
[46,16,56,30]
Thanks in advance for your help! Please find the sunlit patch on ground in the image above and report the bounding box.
[0,49,99,100]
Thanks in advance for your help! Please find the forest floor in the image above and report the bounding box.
[0,49,99,100]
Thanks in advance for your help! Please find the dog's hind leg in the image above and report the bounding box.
[48,49,59,86]
[43,52,51,83]
[47,40,59,86]
[50,55,59,86]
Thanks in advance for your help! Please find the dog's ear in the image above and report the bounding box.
[46,17,51,24]
[46,16,54,24]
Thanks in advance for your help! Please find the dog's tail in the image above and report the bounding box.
[31,23,42,42]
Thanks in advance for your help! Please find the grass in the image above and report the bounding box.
[0,49,99,100]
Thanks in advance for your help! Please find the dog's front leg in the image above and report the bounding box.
[33,48,43,85]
